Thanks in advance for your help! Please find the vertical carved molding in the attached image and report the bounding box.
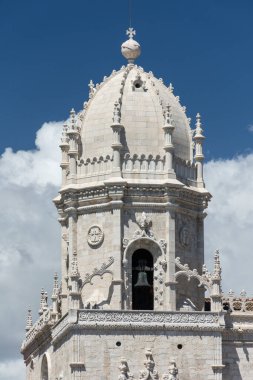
[212,333,225,380]
[164,208,177,311]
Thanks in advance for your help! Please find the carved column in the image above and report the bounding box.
[60,221,69,315]
[59,123,69,186]
[69,251,81,309]
[67,109,80,183]
[67,206,78,308]
[163,105,176,178]
[164,207,177,311]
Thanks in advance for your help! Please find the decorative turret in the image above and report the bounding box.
[69,251,81,309]
[38,288,48,316]
[51,273,59,322]
[193,113,205,187]
[59,123,69,186]
[25,307,33,332]
[163,104,175,177]
[110,100,124,175]
[66,108,80,182]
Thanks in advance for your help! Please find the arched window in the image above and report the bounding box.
[41,355,49,380]
[132,249,154,310]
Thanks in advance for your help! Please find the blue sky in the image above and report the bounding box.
[1,0,253,159]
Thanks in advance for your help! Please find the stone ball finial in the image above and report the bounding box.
[121,27,141,63]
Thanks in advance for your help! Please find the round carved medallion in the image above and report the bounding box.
[87,225,104,247]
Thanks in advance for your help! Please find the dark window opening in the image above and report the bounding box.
[132,249,154,310]
[41,355,49,380]
[204,298,211,311]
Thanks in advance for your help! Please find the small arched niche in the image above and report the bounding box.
[132,249,154,310]
[41,354,49,380]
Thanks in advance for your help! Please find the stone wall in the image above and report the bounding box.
[222,335,253,380]
[32,328,222,380]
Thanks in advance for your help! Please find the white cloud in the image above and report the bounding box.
[0,120,253,380]
[0,359,25,380]
[0,122,62,380]
[205,153,253,295]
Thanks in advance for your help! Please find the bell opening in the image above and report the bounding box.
[132,249,154,310]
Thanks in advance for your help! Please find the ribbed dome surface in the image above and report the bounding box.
[80,65,192,161]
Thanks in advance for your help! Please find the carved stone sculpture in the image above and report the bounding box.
[118,358,134,380]
[139,349,159,379]
[162,360,179,380]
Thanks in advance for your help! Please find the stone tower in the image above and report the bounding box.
[21,29,253,380]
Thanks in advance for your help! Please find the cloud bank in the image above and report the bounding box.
[0,121,252,380]
[205,153,253,294]
[0,122,62,380]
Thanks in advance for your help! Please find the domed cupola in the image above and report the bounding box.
[60,29,205,189]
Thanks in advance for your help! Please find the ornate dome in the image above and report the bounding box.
[75,28,195,165]
[79,65,193,162]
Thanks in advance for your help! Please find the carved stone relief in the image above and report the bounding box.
[87,225,104,247]
[176,214,196,251]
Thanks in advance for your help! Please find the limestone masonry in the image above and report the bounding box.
[21,28,253,380]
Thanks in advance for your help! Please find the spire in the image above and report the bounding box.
[121,28,141,64]
[25,307,33,332]
[193,113,205,187]
[195,113,204,139]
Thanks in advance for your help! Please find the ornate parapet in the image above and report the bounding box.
[222,290,253,313]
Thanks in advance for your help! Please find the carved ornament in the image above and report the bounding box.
[87,225,104,247]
